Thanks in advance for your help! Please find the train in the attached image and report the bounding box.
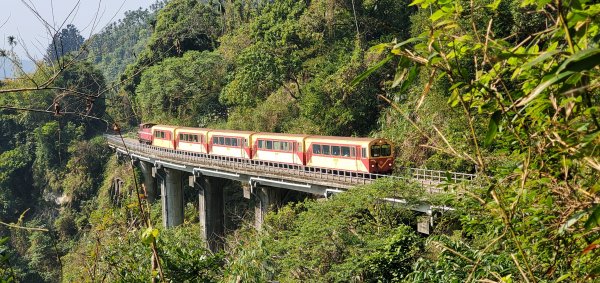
[137,123,394,174]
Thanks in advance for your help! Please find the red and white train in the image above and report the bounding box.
[138,123,394,174]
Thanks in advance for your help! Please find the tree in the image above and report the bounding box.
[45,24,85,63]
[86,6,160,83]
[135,50,227,126]
[119,0,224,102]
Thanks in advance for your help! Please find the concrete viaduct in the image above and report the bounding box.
[105,135,475,251]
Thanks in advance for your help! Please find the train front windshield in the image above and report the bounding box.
[371,144,392,157]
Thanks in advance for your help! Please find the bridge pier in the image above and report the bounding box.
[140,161,157,202]
[160,168,184,227]
[253,186,283,230]
[194,175,226,252]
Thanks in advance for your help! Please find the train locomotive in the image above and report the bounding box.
[138,123,394,174]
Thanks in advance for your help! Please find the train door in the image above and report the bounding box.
[360,146,371,173]
[356,146,360,171]
[352,146,359,172]
[169,131,175,149]
[239,137,244,158]
[291,141,295,164]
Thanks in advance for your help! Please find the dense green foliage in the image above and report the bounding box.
[86,3,164,83]
[225,179,426,282]
[0,0,598,282]
[217,0,414,135]
[62,158,223,282]
[360,0,600,281]
[135,50,226,126]
[117,0,414,136]
[0,56,110,281]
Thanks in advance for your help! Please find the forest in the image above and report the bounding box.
[0,0,598,282]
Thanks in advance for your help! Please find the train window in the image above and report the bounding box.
[258,140,264,149]
[245,138,249,147]
[194,135,199,143]
[219,137,224,145]
[313,144,321,154]
[179,134,184,140]
[381,144,391,156]
[161,132,165,139]
[273,141,280,151]
[371,145,381,157]
[266,140,273,150]
[282,142,289,151]
[341,146,350,157]
[322,145,330,155]
[232,138,238,147]
[224,137,230,146]
[362,148,367,158]
[350,147,356,157]
[213,137,218,144]
[332,146,340,156]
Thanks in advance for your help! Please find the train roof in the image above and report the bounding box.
[175,127,211,132]
[253,132,310,138]
[208,129,257,135]
[153,125,178,131]
[305,135,389,142]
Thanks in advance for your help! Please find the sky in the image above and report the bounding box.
[1,0,159,59]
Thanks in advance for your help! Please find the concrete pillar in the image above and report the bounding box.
[161,168,184,228]
[140,161,157,202]
[196,176,225,252]
[254,186,282,230]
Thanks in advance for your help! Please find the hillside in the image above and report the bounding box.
[0,0,598,282]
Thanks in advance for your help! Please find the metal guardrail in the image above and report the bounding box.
[104,135,476,188]
[398,167,475,183]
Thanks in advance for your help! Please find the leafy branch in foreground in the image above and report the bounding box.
[357,0,600,281]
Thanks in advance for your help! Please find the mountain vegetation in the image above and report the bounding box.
[45,24,85,63]
[0,0,598,282]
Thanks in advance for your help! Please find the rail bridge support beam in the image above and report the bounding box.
[140,161,157,203]
[254,186,283,230]
[195,175,226,252]
[161,168,184,228]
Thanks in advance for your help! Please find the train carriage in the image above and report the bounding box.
[175,127,210,154]
[152,125,178,149]
[138,123,156,144]
[207,130,256,159]
[141,123,395,175]
[305,136,394,174]
[252,133,309,167]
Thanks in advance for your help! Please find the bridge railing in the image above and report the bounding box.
[104,135,475,187]
[397,167,475,183]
